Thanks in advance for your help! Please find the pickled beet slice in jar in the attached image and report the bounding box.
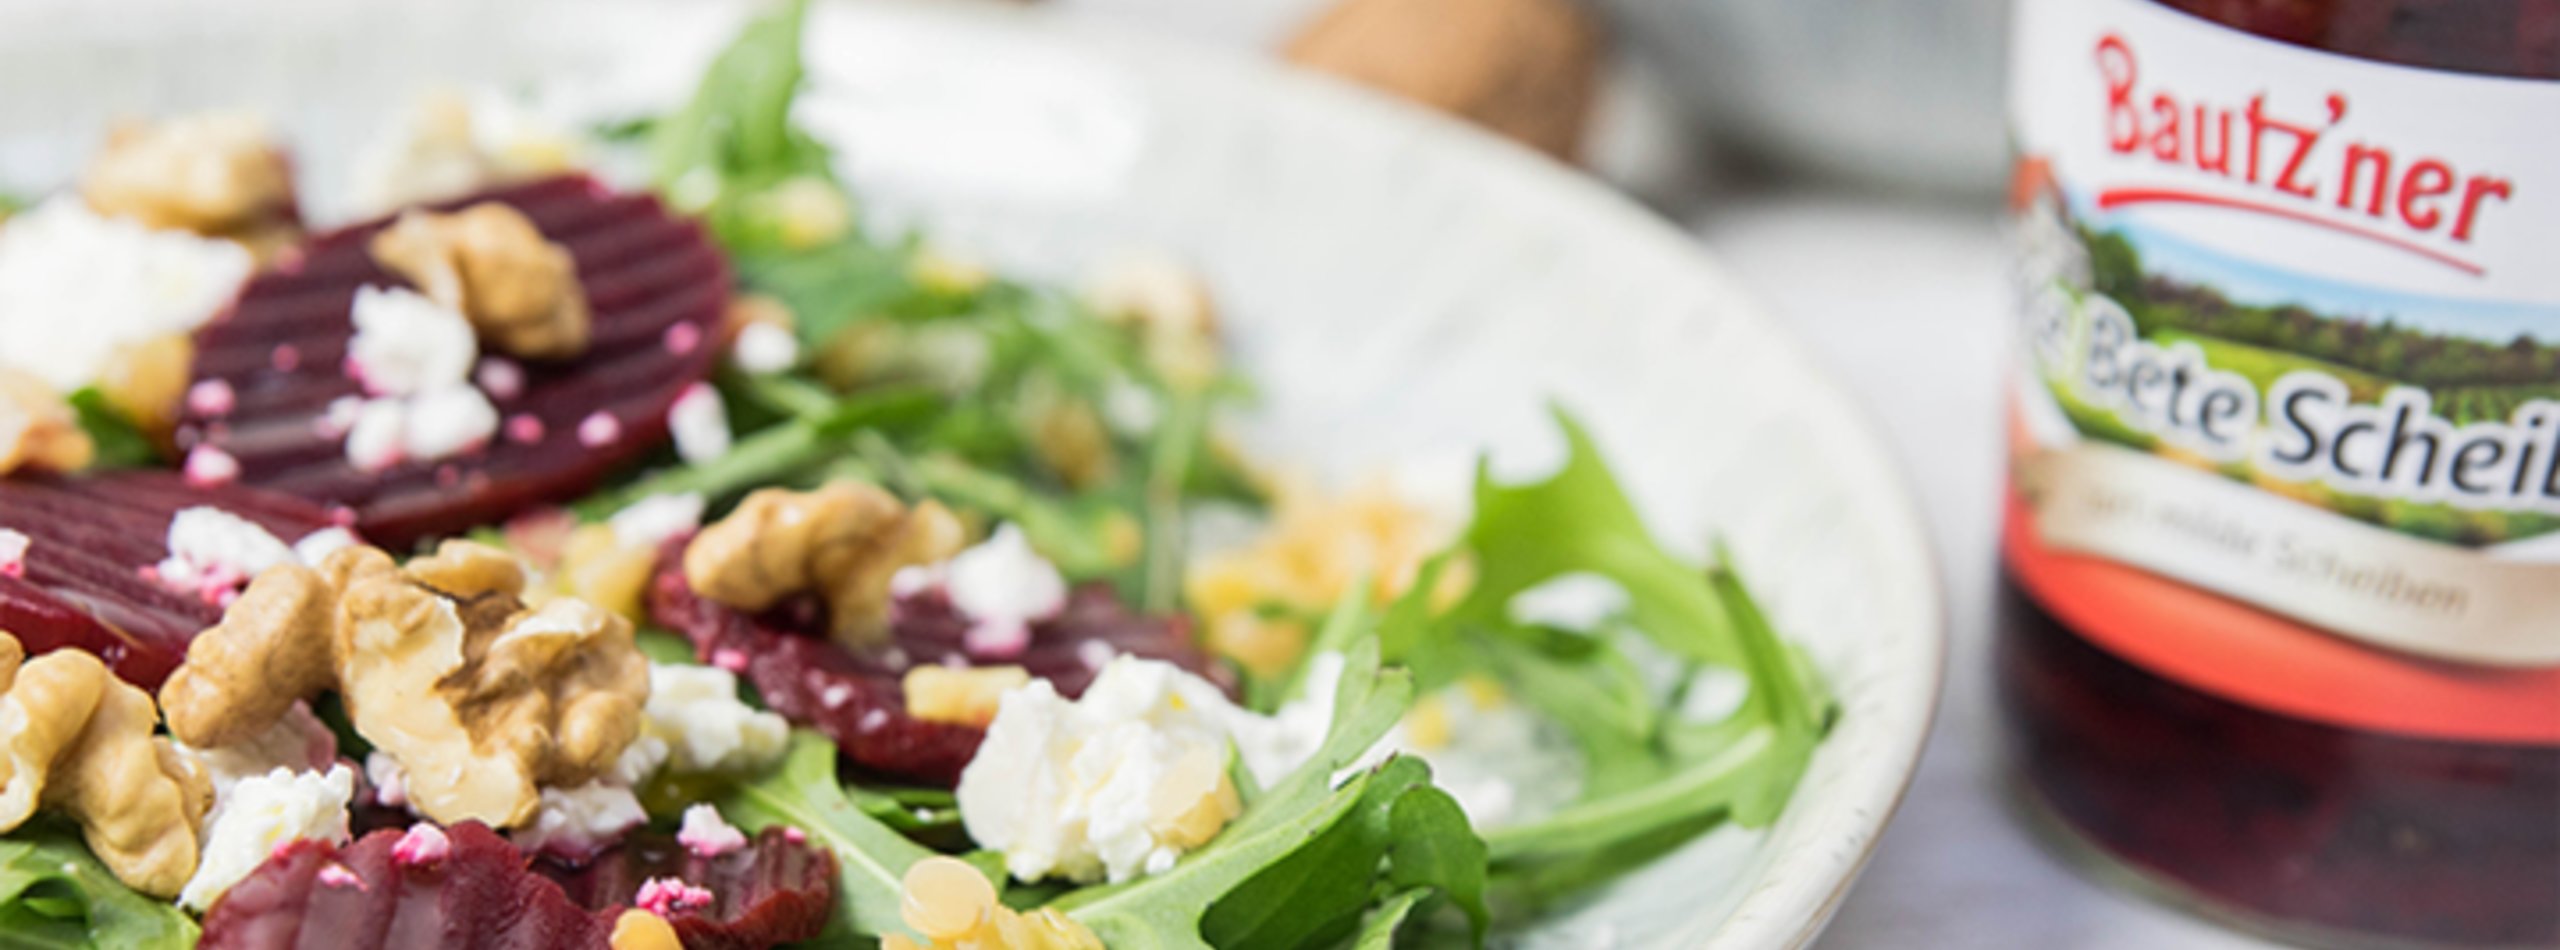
[0,471,345,689]
[177,175,732,549]
[648,539,1234,788]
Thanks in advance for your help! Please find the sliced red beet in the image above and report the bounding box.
[178,175,732,549]
[537,829,836,950]
[200,823,615,950]
[0,471,344,689]
[647,539,1235,787]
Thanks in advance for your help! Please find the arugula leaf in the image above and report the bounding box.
[0,825,197,949]
[1446,411,1739,670]
[64,389,158,469]
[1351,890,1429,950]
[718,732,942,940]
[647,0,836,247]
[1199,756,1486,950]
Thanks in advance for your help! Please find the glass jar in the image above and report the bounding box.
[1996,1,2559,946]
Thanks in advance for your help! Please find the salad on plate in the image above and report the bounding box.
[0,3,1835,947]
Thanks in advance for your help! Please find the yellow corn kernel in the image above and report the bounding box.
[767,176,852,250]
[609,909,682,950]
[1020,908,1106,950]
[1458,674,1508,709]
[96,333,193,437]
[1404,695,1453,751]
[558,523,656,620]
[902,666,1031,728]
[1099,511,1144,570]
[910,247,991,296]
[900,856,997,941]
[1204,610,1307,681]
[1150,764,1242,852]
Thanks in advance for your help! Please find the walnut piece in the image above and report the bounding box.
[683,482,966,648]
[159,542,647,828]
[369,203,592,361]
[0,631,213,898]
[0,368,96,477]
[80,113,295,236]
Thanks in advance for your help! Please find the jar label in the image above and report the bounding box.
[2007,0,2560,741]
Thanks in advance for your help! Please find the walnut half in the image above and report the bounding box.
[160,542,647,828]
[369,203,593,361]
[682,481,966,648]
[0,632,214,898]
[80,113,295,237]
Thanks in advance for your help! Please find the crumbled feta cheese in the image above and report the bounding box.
[676,804,749,858]
[957,657,1245,884]
[344,397,410,471]
[609,734,671,788]
[609,493,706,551]
[512,781,647,859]
[179,765,356,911]
[348,286,477,397]
[0,199,252,391]
[0,529,27,578]
[340,287,499,468]
[182,445,242,487]
[729,321,799,374]
[364,751,409,809]
[642,664,790,775]
[154,506,296,604]
[400,384,499,460]
[180,702,338,798]
[667,383,732,464]
[577,411,621,447]
[293,527,362,565]
[391,823,451,865]
[940,525,1067,659]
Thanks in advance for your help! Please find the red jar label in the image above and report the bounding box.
[2007,0,2560,742]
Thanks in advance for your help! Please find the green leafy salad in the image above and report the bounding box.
[0,1,1832,947]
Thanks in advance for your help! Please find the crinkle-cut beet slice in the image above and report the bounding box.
[200,822,615,950]
[537,829,835,950]
[0,471,344,689]
[178,174,732,549]
[647,539,1234,788]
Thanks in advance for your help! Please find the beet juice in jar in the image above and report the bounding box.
[1997,1,2560,946]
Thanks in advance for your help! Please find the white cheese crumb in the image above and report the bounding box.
[154,507,296,603]
[179,702,337,800]
[676,803,749,858]
[941,525,1067,658]
[0,529,27,577]
[667,383,732,464]
[364,751,409,809]
[511,781,646,859]
[729,321,800,374]
[0,199,252,391]
[292,527,362,565]
[344,397,409,471]
[608,493,705,551]
[643,664,789,775]
[400,384,498,461]
[348,286,476,398]
[957,657,1244,884]
[179,765,356,911]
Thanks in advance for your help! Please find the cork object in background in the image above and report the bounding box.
[1284,0,1605,160]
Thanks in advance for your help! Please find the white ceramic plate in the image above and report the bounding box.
[0,2,1944,946]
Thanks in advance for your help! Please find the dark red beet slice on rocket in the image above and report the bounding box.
[537,829,837,950]
[0,471,344,689]
[202,822,834,950]
[177,174,731,549]
[199,823,614,950]
[648,538,1235,788]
